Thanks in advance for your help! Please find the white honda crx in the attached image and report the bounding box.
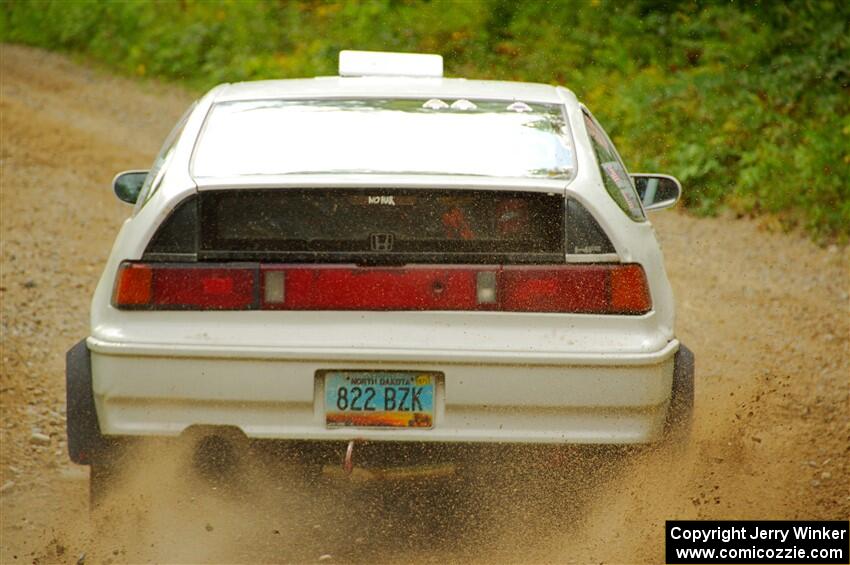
[67,51,693,502]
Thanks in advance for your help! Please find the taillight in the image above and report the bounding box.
[114,263,152,306]
[113,263,257,310]
[501,266,610,313]
[609,263,652,313]
[113,262,651,314]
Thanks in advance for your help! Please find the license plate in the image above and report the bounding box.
[323,371,437,428]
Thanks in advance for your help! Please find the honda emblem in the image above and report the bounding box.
[370,233,394,251]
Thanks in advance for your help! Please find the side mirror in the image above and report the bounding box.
[630,174,682,211]
[112,170,148,204]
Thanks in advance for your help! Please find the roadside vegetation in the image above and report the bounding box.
[2,0,847,239]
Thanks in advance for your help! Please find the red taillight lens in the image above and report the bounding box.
[113,264,152,306]
[113,263,257,309]
[265,266,479,310]
[609,263,652,314]
[501,266,610,313]
[153,267,255,309]
[113,262,651,314]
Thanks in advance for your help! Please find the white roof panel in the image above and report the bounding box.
[214,76,569,104]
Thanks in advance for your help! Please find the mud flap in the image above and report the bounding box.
[66,338,103,465]
[665,344,695,440]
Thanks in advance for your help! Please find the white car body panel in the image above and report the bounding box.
[91,352,673,444]
[88,75,678,445]
[214,76,567,104]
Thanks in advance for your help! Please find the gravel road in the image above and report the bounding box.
[1,44,847,564]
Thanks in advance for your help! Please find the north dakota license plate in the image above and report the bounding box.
[323,371,437,428]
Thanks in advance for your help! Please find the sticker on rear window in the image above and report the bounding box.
[601,161,641,214]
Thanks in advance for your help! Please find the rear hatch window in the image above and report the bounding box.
[192,99,574,180]
[198,189,564,264]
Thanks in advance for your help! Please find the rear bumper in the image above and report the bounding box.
[85,338,678,445]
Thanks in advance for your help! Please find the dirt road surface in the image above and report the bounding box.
[1,44,848,564]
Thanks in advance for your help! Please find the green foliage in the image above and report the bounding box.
[2,0,848,238]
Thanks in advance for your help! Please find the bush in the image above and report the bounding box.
[2,0,847,239]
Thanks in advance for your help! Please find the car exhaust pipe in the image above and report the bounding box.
[343,439,356,474]
[333,439,456,481]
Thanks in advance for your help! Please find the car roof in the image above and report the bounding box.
[213,76,572,105]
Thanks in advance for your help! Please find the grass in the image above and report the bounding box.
[2,0,847,240]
